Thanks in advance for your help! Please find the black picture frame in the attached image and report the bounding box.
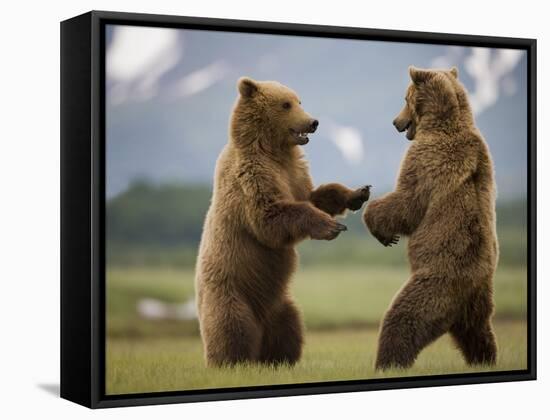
[60,10,537,409]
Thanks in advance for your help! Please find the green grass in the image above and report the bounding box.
[294,266,527,329]
[106,264,528,395]
[106,320,527,395]
[106,265,527,337]
[104,190,529,394]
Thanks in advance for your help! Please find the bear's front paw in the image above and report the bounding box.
[363,199,397,246]
[373,232,400,247]
[310,217,347,241]
[347,185,371,211]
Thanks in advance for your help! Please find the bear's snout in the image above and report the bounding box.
[393,117,410,132]
[309,119,319,133]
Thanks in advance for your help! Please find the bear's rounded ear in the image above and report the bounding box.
[409,66,434,85]
[449,66,459,79]
[238,77,259,98]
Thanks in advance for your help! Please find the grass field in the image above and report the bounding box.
[106,264,527,395]
[106,321,527,395]
[106,265,527,337]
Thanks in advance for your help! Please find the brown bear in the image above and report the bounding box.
[195,77,371,367]
[363,66,498,370]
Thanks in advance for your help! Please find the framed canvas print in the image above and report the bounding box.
[60,10,537,408]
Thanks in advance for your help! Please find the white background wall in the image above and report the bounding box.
[0,0,546,418]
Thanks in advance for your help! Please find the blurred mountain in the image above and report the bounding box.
[106,25,528,201]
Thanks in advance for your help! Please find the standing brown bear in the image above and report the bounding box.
[363,66,498,370]
[195,77,370,367]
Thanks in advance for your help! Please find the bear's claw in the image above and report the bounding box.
[383,235,400,247]
[335,223,348,232]
[325,222,347,240]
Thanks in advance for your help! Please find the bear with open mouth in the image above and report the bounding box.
[195,77,371,367]
[364,66,499,370]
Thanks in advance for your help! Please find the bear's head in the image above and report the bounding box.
[393,66,471,141]
[233,77,319,148]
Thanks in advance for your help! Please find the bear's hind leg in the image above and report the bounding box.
[259,300,304,366]
[450,321,497,366]
[375,274,456,370]
[450,289,497,365]
[200,295,262,367]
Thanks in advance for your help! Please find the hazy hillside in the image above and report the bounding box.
[106,182,527,268]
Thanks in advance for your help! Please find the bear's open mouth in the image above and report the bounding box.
[405,121,416,140]
[289,128,312,145]
[396,119,415,140]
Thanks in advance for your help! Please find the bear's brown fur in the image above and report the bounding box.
[363,66,498,370]
[196,77,370,367]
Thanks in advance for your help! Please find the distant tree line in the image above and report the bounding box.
[107,180,211,246]
[106,180,527,268]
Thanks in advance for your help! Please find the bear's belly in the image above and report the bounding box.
[407,210,496,280]
[197,224,297,314]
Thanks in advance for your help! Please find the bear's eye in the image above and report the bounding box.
[282,102,292,110]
